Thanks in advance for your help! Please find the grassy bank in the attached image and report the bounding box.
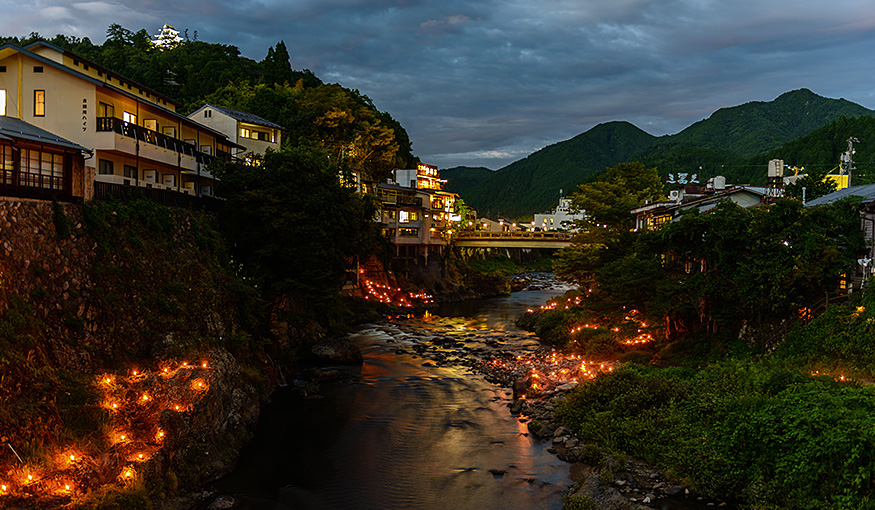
[555,292,875,510]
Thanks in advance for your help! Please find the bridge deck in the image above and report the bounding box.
[454,231,574,249]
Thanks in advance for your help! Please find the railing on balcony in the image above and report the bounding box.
[94,181,222,211]
[95,117,233,164]
[0,169,74,201]
[377,191,422,207]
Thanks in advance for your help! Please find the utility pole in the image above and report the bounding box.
[841,137,859,187]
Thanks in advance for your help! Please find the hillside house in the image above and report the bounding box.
[0,41,242,203]
[188,104,283,161]
[0,115,90,201]
[533,195,585,231]
[806,184,875,291]
[370,164,461,264]
[631,180,768,231]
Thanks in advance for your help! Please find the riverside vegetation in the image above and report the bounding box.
[517,163,875,509]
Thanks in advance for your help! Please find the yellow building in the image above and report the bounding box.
[0,41,240,200]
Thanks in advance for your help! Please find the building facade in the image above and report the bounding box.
[533,196,585,231]
[0,41,240,200]
[188,104,283,160]
[0,115,89,201]
[630,184,768,231]
[369,164,461,264]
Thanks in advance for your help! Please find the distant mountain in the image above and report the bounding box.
[662,89,873,157]
[746,115,875,185]
[452,121,657,218]
[441,166,494,196]
[445,89,875,218]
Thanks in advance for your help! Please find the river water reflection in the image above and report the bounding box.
[213,277,718,510]
[213,278,575,510]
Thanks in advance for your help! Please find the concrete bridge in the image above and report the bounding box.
[453,231,575,249]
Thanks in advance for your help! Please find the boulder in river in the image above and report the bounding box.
[311,338,364,365]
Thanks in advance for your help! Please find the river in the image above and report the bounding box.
[210,275,716,510]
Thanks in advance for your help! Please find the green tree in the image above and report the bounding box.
[213,146,382,326]
[555,162,664,285]
[571,162,665,231]
[784,165,838,201]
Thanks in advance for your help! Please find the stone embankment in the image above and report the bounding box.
[0,198,266,509]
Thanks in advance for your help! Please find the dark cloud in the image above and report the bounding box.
[4,0,875,169]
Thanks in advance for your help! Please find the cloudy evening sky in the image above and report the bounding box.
[2,0,875,169]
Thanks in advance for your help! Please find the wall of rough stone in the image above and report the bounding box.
[0,197,244,370]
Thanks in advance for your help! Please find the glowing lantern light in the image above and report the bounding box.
[202,362,208,368]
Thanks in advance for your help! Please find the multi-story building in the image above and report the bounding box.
[533,195,585,231]
[188,104,283,160]
[368,164,461,264]
[0,40,241,201]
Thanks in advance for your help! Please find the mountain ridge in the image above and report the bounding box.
[444,89,874,218]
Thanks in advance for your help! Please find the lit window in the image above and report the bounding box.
[34,90,45,116]
[399,210,410,223]
[0,89,5,116]
[123,111,136,125]
[99,102,114,117]
[240,128,250,139]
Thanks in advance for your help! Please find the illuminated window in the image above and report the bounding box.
[399,210,410,223]
[399,228,419,237]
[123,111,136,125]
[240,128,250,138]
[34,90,45,116]
[16,149,64,189]
[0,89,5,116]
[99,102,114,117]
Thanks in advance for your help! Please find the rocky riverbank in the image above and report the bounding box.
[346,302,731,510]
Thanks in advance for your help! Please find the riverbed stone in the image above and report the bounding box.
[664,485,686,496]
[311,338,364,365]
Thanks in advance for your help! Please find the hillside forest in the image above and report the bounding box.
[444,90,875,218]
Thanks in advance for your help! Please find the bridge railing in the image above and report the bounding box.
[455,231,575,240]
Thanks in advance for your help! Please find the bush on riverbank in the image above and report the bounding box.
[558,361,875,510]
[775,293,875,381]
